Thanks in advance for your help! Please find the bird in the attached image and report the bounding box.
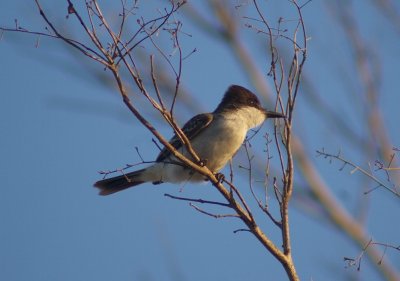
[94,85,285,195]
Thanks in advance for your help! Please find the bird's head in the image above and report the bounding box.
[214,85,285,125]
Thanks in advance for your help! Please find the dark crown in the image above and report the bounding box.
[214,85,262,113]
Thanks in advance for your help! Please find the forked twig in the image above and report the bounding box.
[317,148,400,197]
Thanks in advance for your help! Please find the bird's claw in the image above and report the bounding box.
[214,172,225,183]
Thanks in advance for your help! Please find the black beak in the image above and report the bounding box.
[264,110,285,119]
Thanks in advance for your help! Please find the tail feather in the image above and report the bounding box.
[94,169,146,196]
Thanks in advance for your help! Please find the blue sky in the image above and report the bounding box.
[1,1,400,281]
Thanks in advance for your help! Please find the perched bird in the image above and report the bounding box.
[94,85,284,195]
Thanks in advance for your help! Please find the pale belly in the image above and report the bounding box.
[145,117,248,183]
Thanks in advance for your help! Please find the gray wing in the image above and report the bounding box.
[156,113,213,162]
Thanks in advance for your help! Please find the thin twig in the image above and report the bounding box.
[164,193,231,207]
[317,149,400,197]
[189,203,239,219]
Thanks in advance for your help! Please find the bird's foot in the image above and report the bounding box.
[214,172,225,183]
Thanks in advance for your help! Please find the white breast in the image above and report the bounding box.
[189,106,266,172]
[142,106,266,184]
